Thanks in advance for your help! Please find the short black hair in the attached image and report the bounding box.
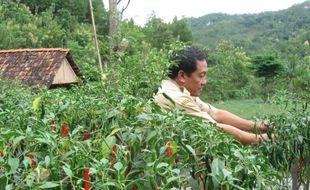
[168,46,208,79]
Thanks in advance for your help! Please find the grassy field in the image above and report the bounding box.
[211,98,288,119]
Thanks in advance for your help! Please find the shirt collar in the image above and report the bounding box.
[160,79,192,96]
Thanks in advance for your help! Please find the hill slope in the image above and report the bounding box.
[190,1,310,52]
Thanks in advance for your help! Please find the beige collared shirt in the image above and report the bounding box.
[153,79,218,123]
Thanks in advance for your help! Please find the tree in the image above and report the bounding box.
[0,2,65,49]
[170,17,193,43]
[251,54,284,101]
[143,14,174,49]
[277,30,310,92]
[204,40,251,101]
[108,0,130,51]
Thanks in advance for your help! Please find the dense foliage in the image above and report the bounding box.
[190,1,310,53]
[0,1,310,189]
[0,43,309,189]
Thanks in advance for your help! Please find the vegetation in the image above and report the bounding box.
[212,99,284,119]
[0,0,309,189]
[190,1,310,53]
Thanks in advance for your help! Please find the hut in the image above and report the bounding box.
[0,48,83,88]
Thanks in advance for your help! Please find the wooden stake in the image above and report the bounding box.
[89,0,106,74]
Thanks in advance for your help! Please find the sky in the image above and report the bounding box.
[102,0,307,26]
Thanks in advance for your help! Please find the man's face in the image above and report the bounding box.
[183,60,207,97]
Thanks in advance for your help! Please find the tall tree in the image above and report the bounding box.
[143,14,174,49]
[251,54,284,101]
[204,40,251,100]
[170,17,193,43]
[108,0,130,52]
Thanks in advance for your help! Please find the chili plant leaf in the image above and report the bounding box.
[110,128,121,136]
[102,182,116,187]
[38,182,59,188]
[101,136,116,158]
[32,96,41,112]
[0,176,7,190]
[156,162,169,169]
[44,156,50,167]
[185,144,196,158]
[62,165,73,178]
[114,162,123,172]
[13,136,25,147]
[8,157,19,174]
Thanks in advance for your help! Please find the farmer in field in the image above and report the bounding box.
[154,46,272,145]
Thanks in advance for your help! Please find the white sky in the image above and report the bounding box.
[102,0,307,26]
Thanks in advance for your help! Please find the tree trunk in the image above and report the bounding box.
[108,0,119,50]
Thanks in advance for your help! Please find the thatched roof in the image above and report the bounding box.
[0,48,83,88]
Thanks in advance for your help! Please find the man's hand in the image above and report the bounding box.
[254,120,273,133]
[256,133,277,144]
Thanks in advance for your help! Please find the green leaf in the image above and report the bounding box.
[185,144,196,158]
[22,157,31,169]
[114,162,123,171]
[172,168,180,175]
[71,125,83,136]
[187,176,199,190]
[13,136,25,147]
[62,165,73,178]
[101,136,116,158]
[8,157,19,174]
[222,168,233,181]
[109,128,121,136]
[45,156,50,167]
[102,182,116,186]
[234,164,243,173]
[38,182,59,188]
[211,158,225,188]
[137,113,152,121]
[5,184,13,190]
[167,176,179,184]
[32,96,41,112]
[211,158,225,176]
[156,162,169,169]
[0,177,7,190]
[146,130,157,141]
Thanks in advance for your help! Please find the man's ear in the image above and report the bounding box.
[176,70,186,85]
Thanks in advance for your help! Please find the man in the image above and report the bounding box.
[153,46,272,145]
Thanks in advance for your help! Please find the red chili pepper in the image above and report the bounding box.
[83,131,90,140]
[84,167,91,190]
[132,185,138,190]
[125,167,130,177]
[61,122,69,138]
[111,144,117,168]
[28,149,36,168]
[297,159,305,173]
[300,159,304,165]
[166,142,172,158]
[166,142,176,165]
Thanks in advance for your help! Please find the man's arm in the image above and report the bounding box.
[216,123,268,145]
[212,109,267,132]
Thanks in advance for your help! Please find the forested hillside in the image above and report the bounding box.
[190,1,310,52]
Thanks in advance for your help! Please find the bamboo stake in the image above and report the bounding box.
[89,0,106,75]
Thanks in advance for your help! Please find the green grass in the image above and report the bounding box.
[211,99,287,119]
